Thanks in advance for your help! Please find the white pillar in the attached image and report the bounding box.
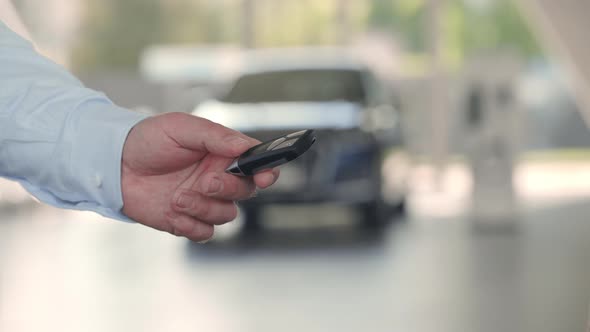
[464,53,523,228]
[0,0,33,41]
[426,0,449,190]
[18,0,82,67]
[241,0,255,48]
[335,0,351,44]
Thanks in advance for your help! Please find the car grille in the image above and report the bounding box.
[243,129,376,192]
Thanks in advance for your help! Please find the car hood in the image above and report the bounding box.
[192,101,363,131]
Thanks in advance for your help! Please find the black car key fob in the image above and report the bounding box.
[225,130,316,176]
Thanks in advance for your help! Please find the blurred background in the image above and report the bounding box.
[2,0,590,331]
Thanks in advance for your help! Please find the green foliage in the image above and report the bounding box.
[253,0,335,47]
[366,0,541,66]
[72,0,241,72]
[448,0,541,60]
[71,0,542,72]
[72,0,165,71]
[368,0,426,51]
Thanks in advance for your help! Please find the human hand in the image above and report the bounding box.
[120,112,279,242]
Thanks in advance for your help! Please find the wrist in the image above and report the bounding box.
[69,100,147,217]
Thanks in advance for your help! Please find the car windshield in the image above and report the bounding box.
[222,69,367,104]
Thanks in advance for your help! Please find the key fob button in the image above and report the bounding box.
[287,130,307,138]
[267,137,286,151]
[275,138,298,149]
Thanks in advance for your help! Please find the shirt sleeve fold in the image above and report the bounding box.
[0,20,148,221]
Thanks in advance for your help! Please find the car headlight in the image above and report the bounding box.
[333,145,377,182]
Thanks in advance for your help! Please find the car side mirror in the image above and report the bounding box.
[363,104,402,145]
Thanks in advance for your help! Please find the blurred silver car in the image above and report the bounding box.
[193,54,406,231]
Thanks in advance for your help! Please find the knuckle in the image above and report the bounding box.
[207,118,231,131]
[193,200,211,219]
[173,192,194,212]
[165,211,191,237]
[203,118,222,131]
[166,222,181,237]
[222,181,239,199]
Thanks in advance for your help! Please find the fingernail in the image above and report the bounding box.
[206,176,223,195]
[176,194,192,209]
[226,136,249,147]
[260,172,275,186]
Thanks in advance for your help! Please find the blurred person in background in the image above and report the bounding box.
[0,0,279,242]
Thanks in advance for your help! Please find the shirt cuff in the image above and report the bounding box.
[67,99,148,221]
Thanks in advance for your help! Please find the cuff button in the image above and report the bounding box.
[94,174,103,188]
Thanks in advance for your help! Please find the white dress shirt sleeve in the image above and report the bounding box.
[0,21,148,221]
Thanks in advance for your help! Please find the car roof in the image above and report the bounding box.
[237,47,368,76]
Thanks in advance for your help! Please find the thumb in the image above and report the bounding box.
[164,113,259,157]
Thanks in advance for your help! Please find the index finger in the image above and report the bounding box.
[163,113,260,157]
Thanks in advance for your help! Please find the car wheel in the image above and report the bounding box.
[241,205,262,233]
[358,200,391,229]
[391,197,407,216]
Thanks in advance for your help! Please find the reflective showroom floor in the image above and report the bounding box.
[1,162,590,332]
